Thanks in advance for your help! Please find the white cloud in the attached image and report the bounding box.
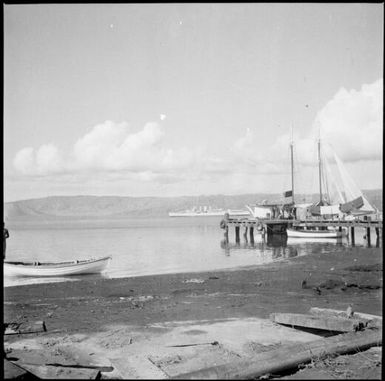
[71,120,128,170]
[13,120,197,179]
[13,144,64,176]
[36,144,64,174]
[13,147,35,174]
[316,78,383,162]
[232,129,314,174]
[11,79,382,195]
[232,78,383,169]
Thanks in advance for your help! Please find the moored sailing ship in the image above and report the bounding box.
[287,136,375,238]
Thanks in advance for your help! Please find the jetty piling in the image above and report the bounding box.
[243,225,248,242]
[350,227,355,246]
[235,225,240,243]
[220,217,382,246]
[249,226,255,244]
[375,228,380,248]
[366,227,371,247]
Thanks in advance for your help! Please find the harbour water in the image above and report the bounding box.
[4,216,380,287]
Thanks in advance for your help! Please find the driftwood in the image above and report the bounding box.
[270,312,364,332]
[4,321,46,335]
[309,307,382,327]
[171,328,382,379]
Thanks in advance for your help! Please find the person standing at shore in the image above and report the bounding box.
[3,223,9,260]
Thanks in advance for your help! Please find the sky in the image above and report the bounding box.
[3,3,383,202]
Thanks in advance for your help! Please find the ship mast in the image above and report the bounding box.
[318,137,322,205]
[290,127,295,205]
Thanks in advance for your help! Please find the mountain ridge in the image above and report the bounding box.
[4,190,382,220]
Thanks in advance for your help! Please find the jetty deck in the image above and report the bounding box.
[223,217,383,228]
[221,217,383,246]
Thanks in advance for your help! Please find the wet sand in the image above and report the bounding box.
[4,247,382,379]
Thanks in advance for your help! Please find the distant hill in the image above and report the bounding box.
[4,190,382,220]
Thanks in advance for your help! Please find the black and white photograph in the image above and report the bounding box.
[3,3,383,379]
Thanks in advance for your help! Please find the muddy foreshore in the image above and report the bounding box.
[3,248,383,379]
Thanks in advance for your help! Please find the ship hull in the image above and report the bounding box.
[169,210,250,217]
[286,228,345,239]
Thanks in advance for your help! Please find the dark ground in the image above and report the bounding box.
[3,247,382,379]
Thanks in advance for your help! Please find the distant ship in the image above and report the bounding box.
[168,206,250,217]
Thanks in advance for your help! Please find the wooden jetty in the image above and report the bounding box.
[220,216,383,246]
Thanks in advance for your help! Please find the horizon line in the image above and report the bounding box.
[4,188,383,204]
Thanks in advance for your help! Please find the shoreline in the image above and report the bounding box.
[4,249,382,329]
[3,258,304,289]
[4,248,382,379]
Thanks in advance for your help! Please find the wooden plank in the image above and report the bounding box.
[4,358,39,380]
[47,345,114,371]
[171,328,382,379]
[270,313,364,332]
[309,307,382,327]
[109,356,169,379]
[45,363,113,372]
[309,307,382,321]
[7,347,114,375]
[17,363,101,379]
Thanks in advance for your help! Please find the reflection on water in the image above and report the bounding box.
[4,216,381,287]
[220,233,300,262]
[4,272,107,288]
[219,228,362,263]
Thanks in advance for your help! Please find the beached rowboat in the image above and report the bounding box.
[4,256,111,277]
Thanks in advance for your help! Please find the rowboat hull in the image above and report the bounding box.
[4,256,111,277]
[286,228,345,239]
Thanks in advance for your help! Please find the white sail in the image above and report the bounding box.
[333,150,375,215]
[321,148,346,204]
[309,142,375,216]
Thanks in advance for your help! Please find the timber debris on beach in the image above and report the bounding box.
[7,307,380,380]
[270,312,366,333]
[170,327,382,380]
[4,321,47,336]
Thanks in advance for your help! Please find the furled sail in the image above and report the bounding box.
[340,196,364,213]
[283,190,293,198]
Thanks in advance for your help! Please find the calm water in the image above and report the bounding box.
[4,216,380,287]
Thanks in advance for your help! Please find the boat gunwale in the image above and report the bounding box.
[4,256,111,268]
[286,228,344,238]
